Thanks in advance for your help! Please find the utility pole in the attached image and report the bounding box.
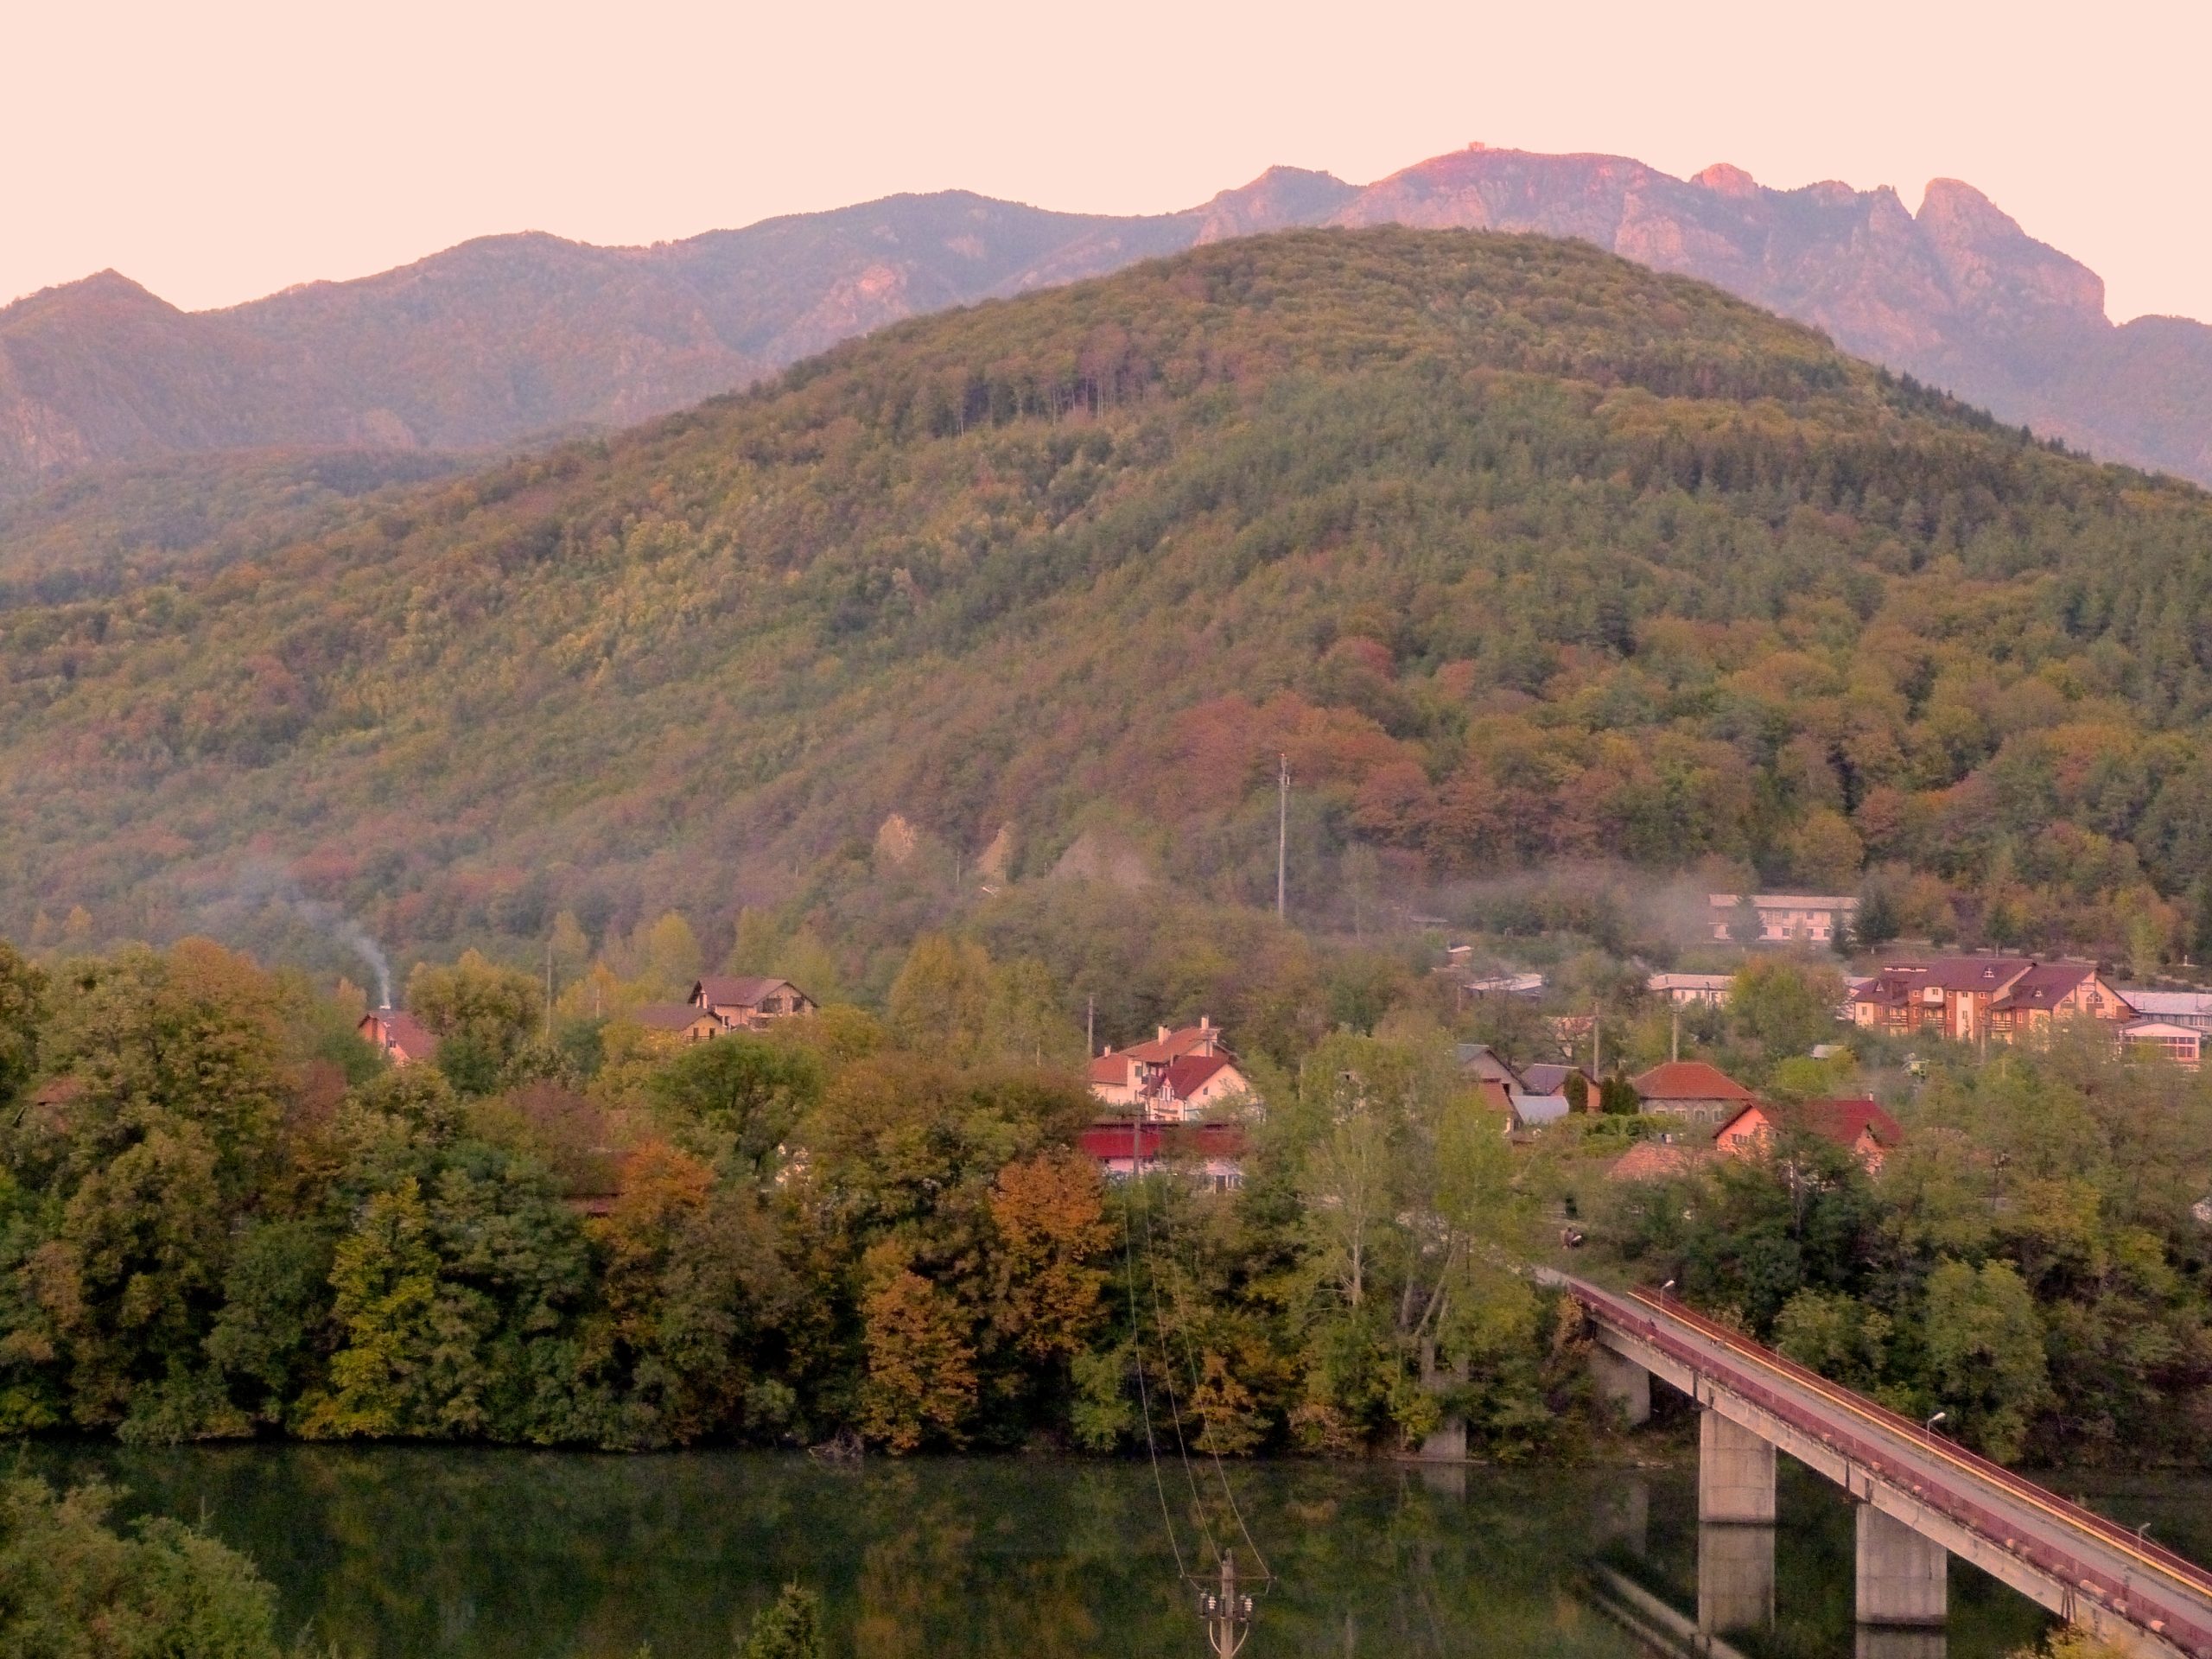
[1087,994,1096,1057]
[544,936,555,1041]
[1592,1003,1602,1080]
[1201,1552,1253,1657]
[1276,753,1289,922]
[1671,1001,1681,1064]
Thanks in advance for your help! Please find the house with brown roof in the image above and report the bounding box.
[689,976,817,1031]
[1629,1059,1757,1126]
[359,1007,439,1066]
[1986,963,2133,1041]
[629,1002,728,1044]
[1852,957,2133,1046]
[1714,1097,1903,1173]
[1848,957,2037,1044]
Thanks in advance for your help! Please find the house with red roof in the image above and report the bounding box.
[359,1007,439,1067]
[1629,1060,1757,1127]
[1086,1017,1243,1121]
[1077,1121,1248,1194]
[630,1002,728,1044]
[1607,1141,1703,1183]
[689,976,817,1031]
[1714,1097,1904,1172]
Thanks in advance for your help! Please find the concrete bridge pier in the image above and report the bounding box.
[1700,1408,1777,1523]
[1858,1501,1948,1659]
[1591,1344,1650,1427]
[1699,1522,1777,1633]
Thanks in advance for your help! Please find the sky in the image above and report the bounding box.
[8,0,2209,324]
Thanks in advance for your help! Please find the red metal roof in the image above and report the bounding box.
[1160,1054,1237,1100]
[632,1001,714,1033]
[1990,963,2112,1012]
[692,976,802,1009]
[1856,957,2036,997]
[1630,1060,1757,1103]
[360,1009,439,1060]
[1719,1097,1903,1152]
[1077,1121,1248,1160]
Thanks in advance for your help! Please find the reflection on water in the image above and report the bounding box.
[19,1445,2165,1658]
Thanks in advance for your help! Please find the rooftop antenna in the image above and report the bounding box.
[1275,753,1289,922]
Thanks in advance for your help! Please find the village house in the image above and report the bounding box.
[2116,990,2212,1033]
[688,976,818,1031]
[1520,1061,1600,1102]
[630,1002,728,1044]
[1629,1059,1758,1125]
[1986,963,2134,1040]
[1507,1094,1572,1133]
[1713,1097,1903,1173]
[1709,893,1858,945]
[1607,1140,1702,1183]
[1077,1121,1248,1193]
[358,1007,438,1066]
[1455,1043,1530,1111]
[1850,957,2133,1046]
[2123,1021,2203,1070]
[1850,957,2035,1043]
[1086,1018,1240,1119]
[1648,972,1734,1007]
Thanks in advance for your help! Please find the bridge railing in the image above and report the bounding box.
[1569,1277,2212,1656]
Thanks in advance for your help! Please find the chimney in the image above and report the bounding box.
[1200,1014,1211,1032]
[1158,1026,1169,1043]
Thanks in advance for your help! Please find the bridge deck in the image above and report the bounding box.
[1566,1275,2212,1657]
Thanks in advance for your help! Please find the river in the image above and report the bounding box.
[25,1443,2206,1657]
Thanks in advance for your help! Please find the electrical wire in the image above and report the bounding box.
[1135,1171,1225,1573]
[1122,1162,1187,1582]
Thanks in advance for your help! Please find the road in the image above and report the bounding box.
[1560,1273,2212,1657]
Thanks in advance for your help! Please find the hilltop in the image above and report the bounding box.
[4,146,2212,503]
[4,228,2212,985]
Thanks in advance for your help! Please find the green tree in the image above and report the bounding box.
[1730,957,1845,1070]
[886,935,995,1062]
[1921,1258,2050,1460]
[0,939,45,1111]
[647,1034,825,1182]
[303,1177,445,1440]
[738,1585,824,1659]
[407,950,543,1093]
[0,1475,282,1659]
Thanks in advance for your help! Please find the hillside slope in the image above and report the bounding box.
[5,229,2212,976]
[5,148,2212,499]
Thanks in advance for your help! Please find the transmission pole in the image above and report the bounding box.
[1275,753,1289,922]
[1201,1551,1253,1657]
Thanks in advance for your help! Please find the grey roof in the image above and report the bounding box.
[1514,1095,1572,1126]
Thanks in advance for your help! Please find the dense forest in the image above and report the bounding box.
[6,229,2212,997]
[3,927,2211,1478]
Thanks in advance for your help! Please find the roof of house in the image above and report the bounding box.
[2125,1020,2203,1040]
[1520,1063,1592,1096]
[361,1009,439,1058]
[1116,1022,1227,1065]
[1649,973,1735,991]
[1608,1141,1700,1183]
[1853,957,2036,1001]
[1991,962,2114,1013]
[1455,1043,1529,1090]
[1512,1094,1572,1127]
[1160,1054,1240,1100]
[1719,1096,1903,1152]
[1077,1121,1249,1161]
[1088,1052,1135,1088]
[2121,991,2212,1019]
[1708,893,1859,911]
[692,976,802,1008]
[1630,1060,1757,1103]
[632,1001,715,1033]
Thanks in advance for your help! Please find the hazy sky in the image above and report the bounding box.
[9,0,2208,323]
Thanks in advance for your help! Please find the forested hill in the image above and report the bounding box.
[6,227,2212,982]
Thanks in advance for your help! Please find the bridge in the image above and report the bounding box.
[1556,1273,2212,1658]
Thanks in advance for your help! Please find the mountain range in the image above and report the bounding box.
[5,143,2212,500]
[6,228,2211,986]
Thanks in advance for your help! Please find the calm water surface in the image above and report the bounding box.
[26,1442,2196,1658]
